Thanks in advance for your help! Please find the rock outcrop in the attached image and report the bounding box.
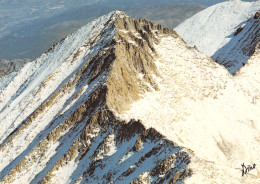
[254,10,260,19]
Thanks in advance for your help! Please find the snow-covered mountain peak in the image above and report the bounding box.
[0,10,259,184]
[0,11,190,184]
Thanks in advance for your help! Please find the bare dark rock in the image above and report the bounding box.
[254,11,260,19]
[234,26,243,36]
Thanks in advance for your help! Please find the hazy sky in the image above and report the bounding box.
[0,0,257,39]
[0,0,257,59]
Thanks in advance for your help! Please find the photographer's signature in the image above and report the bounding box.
[241,163,256,176]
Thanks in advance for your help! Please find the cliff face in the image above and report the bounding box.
[0,11,190,184]
[106,15,178,113]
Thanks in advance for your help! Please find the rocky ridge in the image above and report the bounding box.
[0,11,191,184]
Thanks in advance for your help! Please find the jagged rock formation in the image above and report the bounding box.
[0,12,191,184]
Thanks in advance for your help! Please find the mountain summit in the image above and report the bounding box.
[0,10,259,184]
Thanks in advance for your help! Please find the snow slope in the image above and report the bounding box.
[0,11,118,183]
[175,0,260,57]
[118,36,260,183]
[0,11,117,141]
